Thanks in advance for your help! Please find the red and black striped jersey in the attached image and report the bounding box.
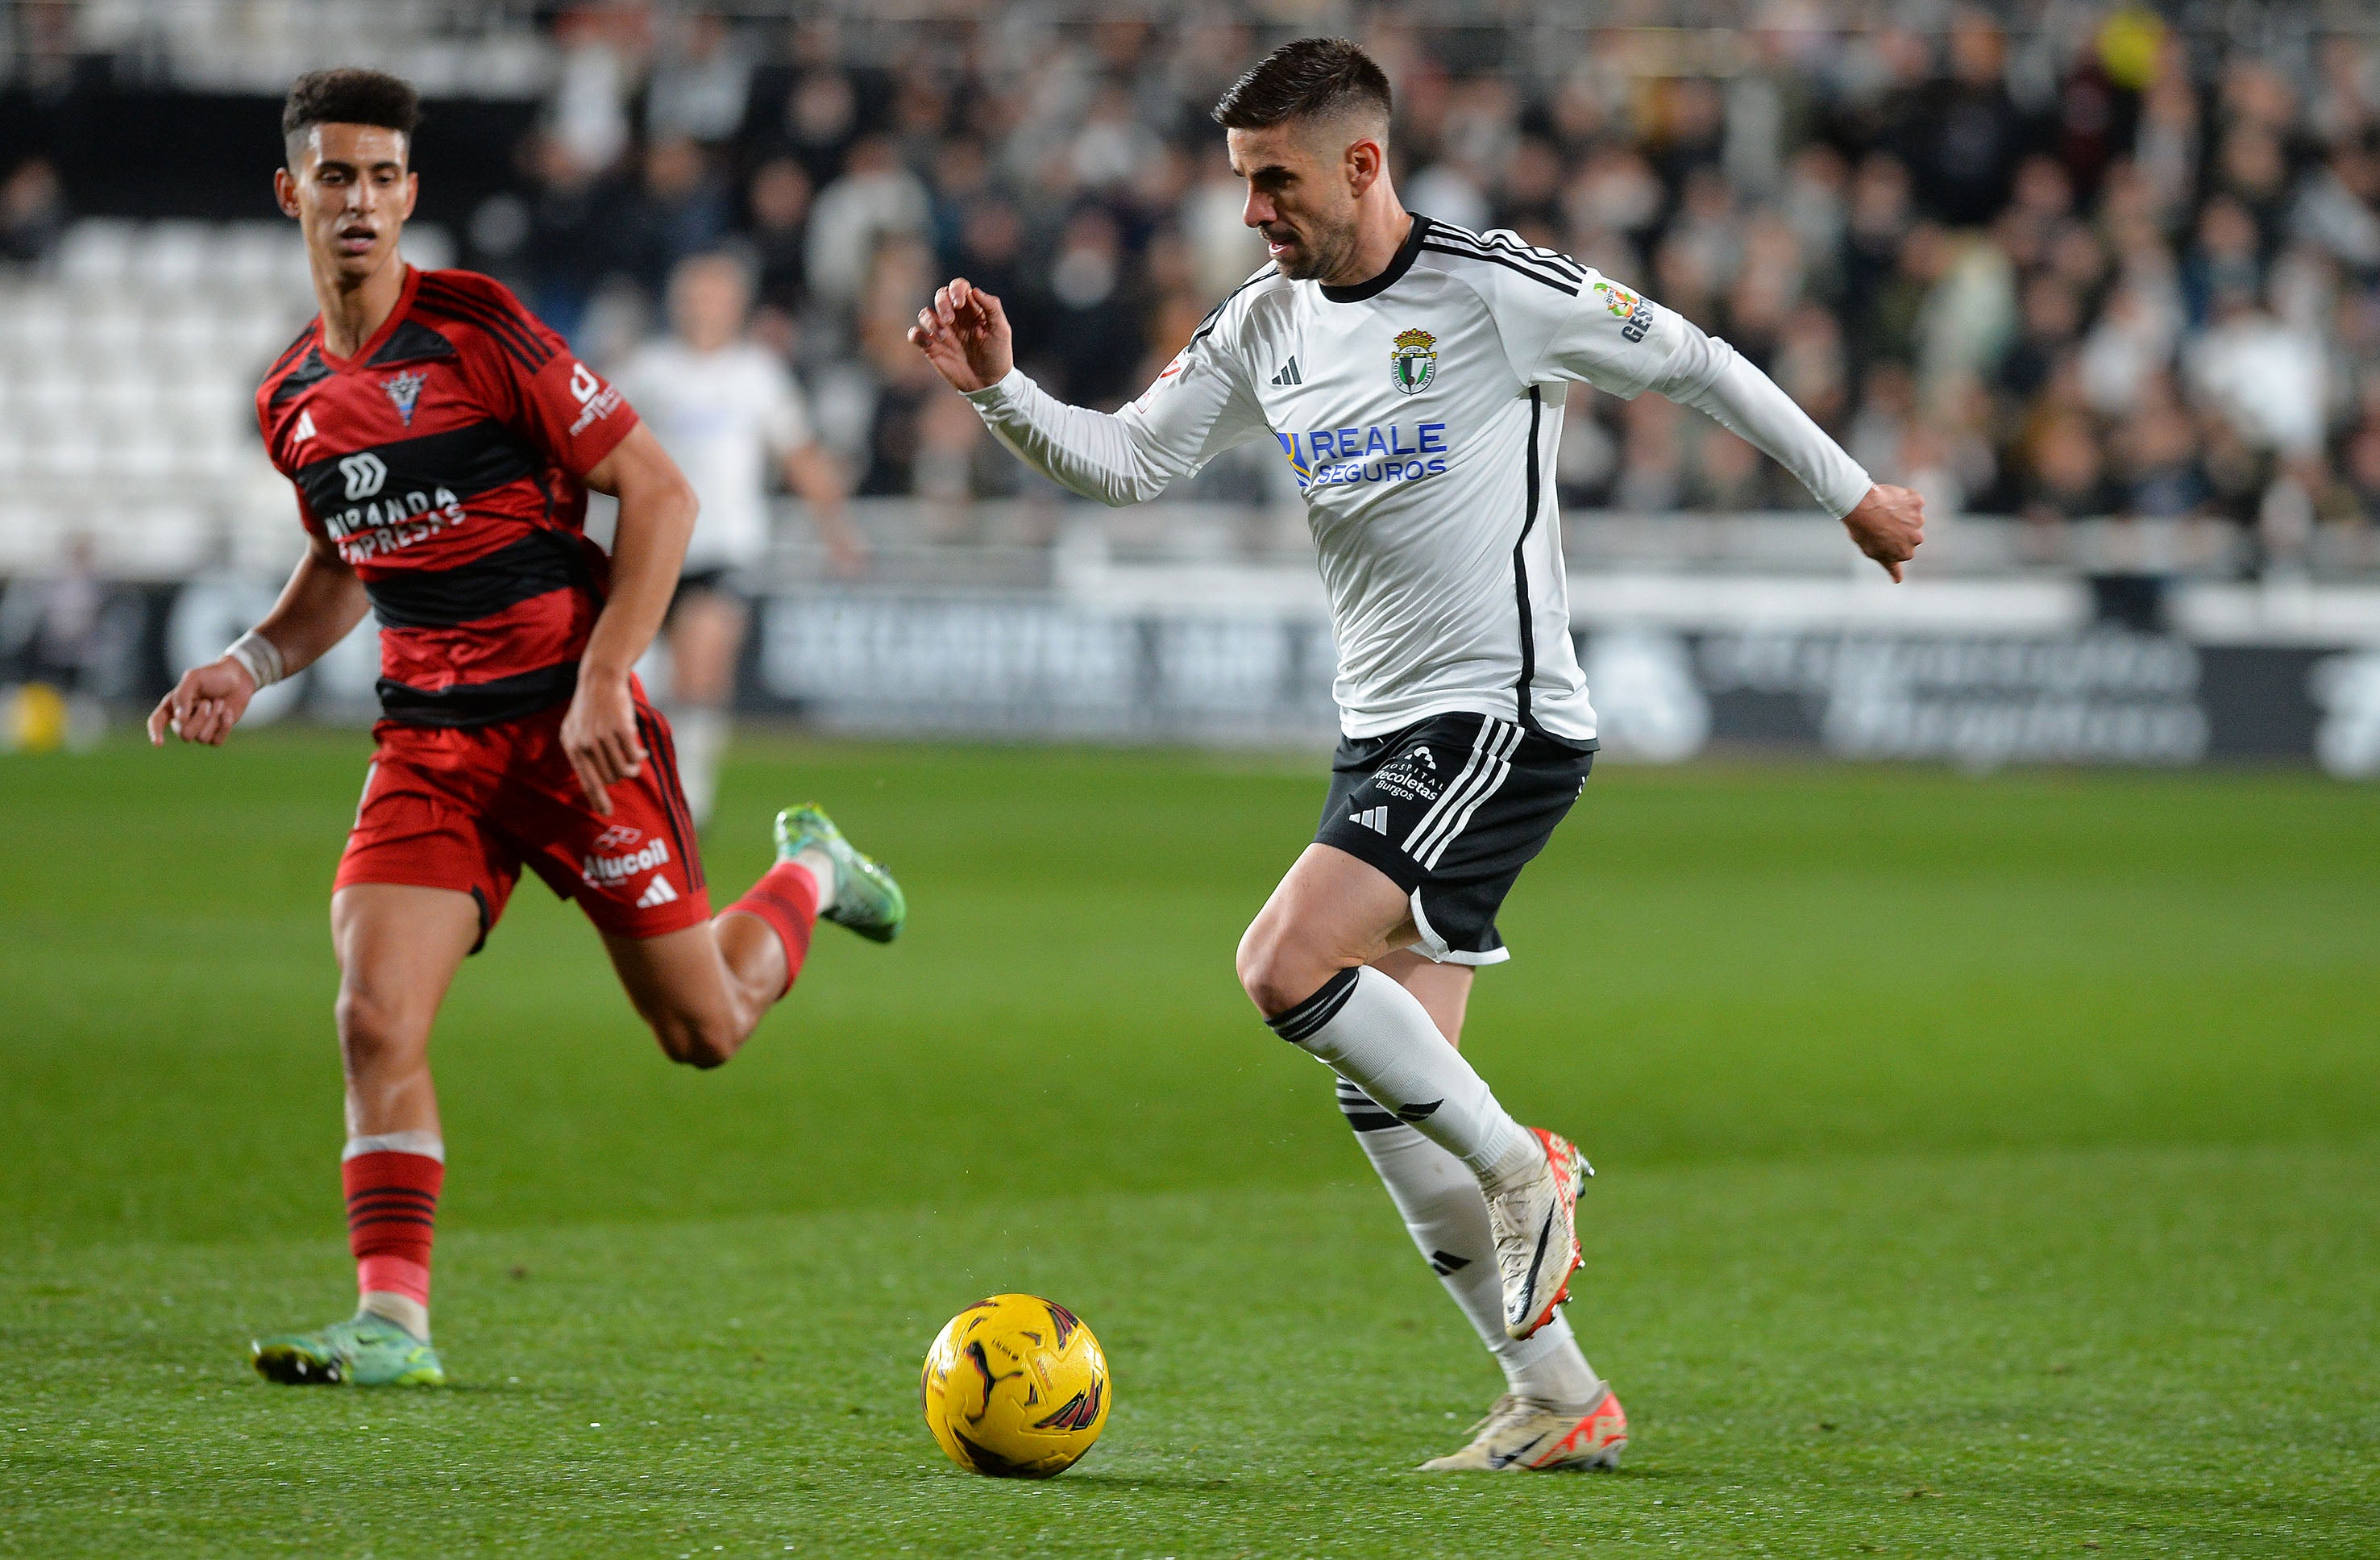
[255,266,641,726]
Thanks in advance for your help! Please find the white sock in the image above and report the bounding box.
[1337,1082,1601,1408]
[670,705,729,828]
[339,1130,445,1162]
[358,1291,431,1342]
[1268,967,1536,1183]
[792,845,837,912]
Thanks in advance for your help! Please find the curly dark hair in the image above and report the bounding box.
[1211,37,1392,132]
[281,68,421,160]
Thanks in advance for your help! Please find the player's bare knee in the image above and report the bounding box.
[650,1008,741,1069]
[1236,923,1320,1019]
[334,982,427,1073]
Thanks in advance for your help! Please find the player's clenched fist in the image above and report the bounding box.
[1842,483,1926,582]
[148,659,257,747]
[908,277,1015,394]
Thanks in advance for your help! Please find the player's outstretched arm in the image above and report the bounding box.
[1523,263,1924,580]
[147,534,368,747]
[1661,340,1925,580]
[571,422,699,815]
[909,276,1265,508]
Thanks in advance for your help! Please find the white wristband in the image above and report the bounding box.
[223,630,286,691]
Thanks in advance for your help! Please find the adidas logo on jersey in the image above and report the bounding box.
[292,410,317,443]
[1349,805,1389,834]
[1270,356,1302,387]
[635,876,679,909]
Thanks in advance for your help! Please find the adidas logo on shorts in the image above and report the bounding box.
[1349,805,1389,834]
[635,876,679,909]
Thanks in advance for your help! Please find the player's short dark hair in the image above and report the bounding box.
[281,68,421,161]
[1211,37,1392,133]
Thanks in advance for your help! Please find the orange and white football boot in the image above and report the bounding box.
[1482,1126,1588,1340]
[1417,1386,1628,1472]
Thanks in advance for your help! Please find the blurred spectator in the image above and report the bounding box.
[2113,381,2208,519]
[1040,207,1144,408]
[2345,421,2380,522]
[646,12,753,145]
[1555,383,1618,506]
[39,539,104,685]
[0,538,131,745]
[1918,10,2026,227]
[744,157,812,317]
[2078,279,2180,418]
[2184,198,2263,326]
[2001,272,2083,401]
[2290,143,2380,271]
[0,156,64,266]
[778,68,861,187]
[517,133,613,344]
[2187,295,2328,456]
[806,136,931,318]
[1614,394,1684,513]
[549,4,646,174]
[613,251,858,822]
[2021,410,2120,560]
[618,137,732,299]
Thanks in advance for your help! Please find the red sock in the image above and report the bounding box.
[343,1150,442,1309]
[723,860,820,998]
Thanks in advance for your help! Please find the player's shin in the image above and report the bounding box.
[1339,1084,1603,1408]
[1268,967,1539,1186]
[717,860,821,1000]
[342,1132,444,1342]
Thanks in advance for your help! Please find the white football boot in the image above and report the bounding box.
[1482,1126,1589,1340]
[1418,1387,1629,1472]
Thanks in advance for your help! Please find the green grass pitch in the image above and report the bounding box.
[2,732,2374,1557]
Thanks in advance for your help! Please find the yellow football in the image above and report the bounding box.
[920,1293,1111,1479]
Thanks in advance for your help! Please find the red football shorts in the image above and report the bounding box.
[335,694,712,945]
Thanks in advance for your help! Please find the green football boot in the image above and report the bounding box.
[775,804,906,943]
[251,1312,445,1387]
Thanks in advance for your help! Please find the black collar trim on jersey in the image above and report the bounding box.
[365,318,459,368]
[1320,213,1430,304]
[268,345,333,407]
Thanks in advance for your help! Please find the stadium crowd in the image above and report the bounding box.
[10,3,2380,576]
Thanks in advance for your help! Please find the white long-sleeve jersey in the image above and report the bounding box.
[965,214,1871,743]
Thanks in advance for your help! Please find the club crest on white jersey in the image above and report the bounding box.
[1390,327,1437,394]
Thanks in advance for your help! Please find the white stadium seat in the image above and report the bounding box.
[88,375,160,426]
[54,220,137,288]
[7,301,72,357]
[89,502,211,577]
[0,502,60,573]
[139,221,214,292]
[77,306,143,357]
[114,431,177,484]
[31,429,104,484]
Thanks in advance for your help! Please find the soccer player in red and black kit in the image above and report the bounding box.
[147,69,908,1387]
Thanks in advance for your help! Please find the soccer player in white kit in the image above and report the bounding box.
[615,251,865,825]
[910,39,1924,1471]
